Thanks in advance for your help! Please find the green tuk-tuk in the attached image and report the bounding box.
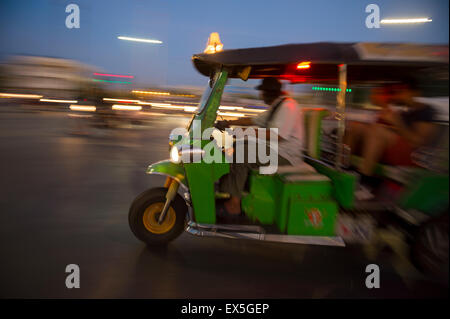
[129,42,449,279]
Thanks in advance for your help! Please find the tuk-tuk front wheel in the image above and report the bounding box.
[129,187,187,245]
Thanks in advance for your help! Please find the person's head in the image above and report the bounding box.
[370,85,393,107]
[255,77,283,105]
[390,77,421,105]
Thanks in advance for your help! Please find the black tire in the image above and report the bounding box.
[129,187,187,245]
[412,213,449,283]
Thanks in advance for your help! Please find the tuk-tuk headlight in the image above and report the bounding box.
[170,145,205,164]
[170,146,181,164]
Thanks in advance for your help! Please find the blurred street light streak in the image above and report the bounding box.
[183,107,197,112]
[0,93,42,99]
[219,105,244,111]
[93,73,134,78]
[112,104,142,111]
[240,108,266,113]
[164,100,198,105]
[138,112,168,117]
[93,79,132,84]
[118,36,163,44]
[175,94,197,98]
[132,90,196,97]
[149,103,172,107]
[381,17,432,24]
[152,104,185,110]
[142,101,265,114]
[104,98,140,103]
[70,105,96,112]
[132,90,170,96]
[40,98,78,103]
[218,112,246,117]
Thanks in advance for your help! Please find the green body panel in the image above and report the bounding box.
[287,200,338,236]
[242,170,338,236]
[146,160,187,187]
[305,158,357,209]
[242,173,284,224]
[398,172,449,216]
[182,69,230,224]
[184,161,229,224]
[278,175,335,235]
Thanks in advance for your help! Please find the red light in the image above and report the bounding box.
[93,73,134,79]
[296,62,311,69]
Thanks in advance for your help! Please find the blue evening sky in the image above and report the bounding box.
[0,0,448,86]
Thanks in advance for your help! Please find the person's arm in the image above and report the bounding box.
[253,127,283,141]
[227,117,254,126]
[394,119,436,147]
[216,111,266,129]
[384,110,436,147]
[228,116,281,141]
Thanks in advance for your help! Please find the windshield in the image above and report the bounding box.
[197,71,220,114]
[186,71,220,130]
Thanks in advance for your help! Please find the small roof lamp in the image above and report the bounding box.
[204,32,224,54]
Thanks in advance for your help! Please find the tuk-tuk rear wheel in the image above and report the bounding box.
[129,187,187,245]
[412,213,449,283]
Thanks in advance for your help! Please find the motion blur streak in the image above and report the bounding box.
[381,18,432,24]
[93,73,134,78]
[219,106,244,110]
[93,79,132,84]
[218,112,246,117]
[152,104,185,110]
[0,93,43,99]
[104,98,140,103]
[40,99,78,103]
[69,105,96,112]
[240,108,266,113]
[138,111,168,116]
[112,104,142,111]
[132,90,171,96]
[118,36,163,44]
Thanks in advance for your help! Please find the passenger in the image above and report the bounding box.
[215,77,304,217]
[345,78,437,195]
[345,85,392,156]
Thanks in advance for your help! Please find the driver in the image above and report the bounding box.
[215,77,304,218]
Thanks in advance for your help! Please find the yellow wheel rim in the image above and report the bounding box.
[142,202,176,234]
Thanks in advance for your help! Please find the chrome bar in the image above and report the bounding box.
[185,224,345,247]
[263,234,345,247]
[187,221,265,233]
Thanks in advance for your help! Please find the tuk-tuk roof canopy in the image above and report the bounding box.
[192,42,449,83]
